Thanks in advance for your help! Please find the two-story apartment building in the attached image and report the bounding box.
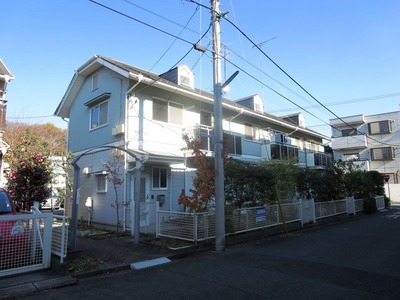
[55,55,330,232]
[330,111,400,202]
[0,60,14,187]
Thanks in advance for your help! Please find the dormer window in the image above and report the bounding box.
[178,66,194,89]
[179,74,191,88]
[159,64,194,90]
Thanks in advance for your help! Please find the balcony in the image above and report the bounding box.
[331,135,367,150]
[330,114,365,127]
[184,125,214,152]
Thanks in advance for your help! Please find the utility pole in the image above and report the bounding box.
[133,96,144,245]
[211,0,225,251]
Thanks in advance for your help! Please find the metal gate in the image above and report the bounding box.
[0,213,52,277]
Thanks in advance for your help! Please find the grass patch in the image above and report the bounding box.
[66,256,102,273]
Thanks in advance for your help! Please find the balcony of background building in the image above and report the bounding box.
[331,134,368,150]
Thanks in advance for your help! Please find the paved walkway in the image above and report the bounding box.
[0,233,182,299]
[8,207,400,299]
[0,207,393,299]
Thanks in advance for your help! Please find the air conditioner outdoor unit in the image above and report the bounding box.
[112,124,125,136]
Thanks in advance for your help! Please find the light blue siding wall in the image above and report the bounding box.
[68,67,129,152]
[170,169,186,212]
[76,152,126,226]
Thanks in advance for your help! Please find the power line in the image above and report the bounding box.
[222,44,330,119]
[189,0,396,147]
[222,56,332,130]
[122,0,199,35]
[89,0,194,46]
[89,0,210,96]
[8,114,56,119]
[148,5,200,72]
[170,23,212,70]
[269,92,400,113]
[92,0,396,148]
[222,17,398,146]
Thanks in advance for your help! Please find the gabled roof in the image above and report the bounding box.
[54,55,329,141]
[0,60,15,81]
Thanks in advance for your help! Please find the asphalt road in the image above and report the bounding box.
[23,207,400,299]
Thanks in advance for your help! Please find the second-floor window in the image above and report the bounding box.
[371,147,394,161]
[314,153,333,167]
[90,100,108,129]
[200,127,214,151]
[271,144,298,160]
[368,120,391,135]
[200,111,212,126]
[224,133,242,155]
[342,128,358,136]
[245,123,260,141]
[152,99,183,125]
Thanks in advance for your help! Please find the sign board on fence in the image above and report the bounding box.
[256,208,266,222]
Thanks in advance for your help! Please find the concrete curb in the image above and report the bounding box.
[0,276,77,299]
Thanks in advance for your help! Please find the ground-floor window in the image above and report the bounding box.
[96,175,107,193]
[152,167,168,189]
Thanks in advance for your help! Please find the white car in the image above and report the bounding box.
[42,196,60,210]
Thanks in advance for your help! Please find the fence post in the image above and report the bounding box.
[60,216,67,264]
[334,200,337,215]
[275,205,279,223]
[194,213,198,244]
[311,199,316,223]
[300,199,304,227]
[42,214,53,268]
[346,196,355,215]
[204,212,208,240]
[155,203,159,238]
[246,208,249,232]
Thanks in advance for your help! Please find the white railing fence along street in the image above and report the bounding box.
[156,196,386,243]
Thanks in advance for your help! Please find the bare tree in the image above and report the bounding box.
[103,154,124,233]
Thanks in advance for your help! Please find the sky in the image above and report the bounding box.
[1,0,400,139]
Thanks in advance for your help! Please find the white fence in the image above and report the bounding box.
[228,203,302,234]
[315,199,347,220]
[0,213,52,277]
[157,202,302,242]
[156,196,385,243]
[375,196,385,210]
[52,215,69,263]
[156,211,214,242]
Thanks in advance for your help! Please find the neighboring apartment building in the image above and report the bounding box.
[0,60,14,187]
[330,111,400,202]
[49,156,67,197]
[55,55,331,232]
